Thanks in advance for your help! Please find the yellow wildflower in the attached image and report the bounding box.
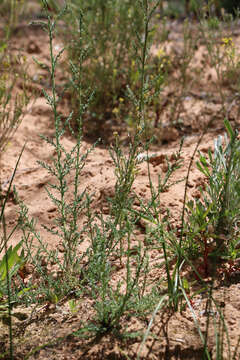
[112,107,119,115]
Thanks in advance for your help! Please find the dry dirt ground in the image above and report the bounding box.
[1,7,240,360]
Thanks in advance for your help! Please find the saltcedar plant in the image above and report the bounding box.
[74,0,164,337]
[17,0,96,302]
[61,1,142,137]
[60,0,166,140]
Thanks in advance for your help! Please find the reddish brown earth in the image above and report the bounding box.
[1,6,240,360]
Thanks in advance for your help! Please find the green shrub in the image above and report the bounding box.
[59,0,166,140]
[63,1,142,135]
[185,119,240,268]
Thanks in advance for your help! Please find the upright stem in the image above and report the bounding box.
[2,210,13,359]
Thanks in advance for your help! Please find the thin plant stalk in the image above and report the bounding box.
[177,116,215,308]
[0,144,25,360]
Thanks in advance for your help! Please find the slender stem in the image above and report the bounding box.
[0,144,25,359]
[2,210,13,359]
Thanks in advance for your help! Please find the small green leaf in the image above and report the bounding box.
[69,299,78,313]
[224,118,234,141]
[182,277,190,292]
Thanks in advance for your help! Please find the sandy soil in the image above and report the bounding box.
[1,7,240,360]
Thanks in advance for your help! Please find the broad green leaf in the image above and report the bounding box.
[0,241,23,281]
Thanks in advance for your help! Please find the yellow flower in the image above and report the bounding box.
[222,37,233,47]
[112,107,119,114]
[156,48,165,59]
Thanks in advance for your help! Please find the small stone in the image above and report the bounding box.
[134,198,140,206]
[207,224,214,234]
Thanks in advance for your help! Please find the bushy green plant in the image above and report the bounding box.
[73,0,165,335]
[15,0,168,341]
[62,0,140,135]
[17,1,96,295]
[58,0,166,140]
[185,119,240,269]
